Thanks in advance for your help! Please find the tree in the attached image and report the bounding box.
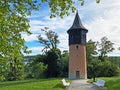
[86,40,97,80]
[61,50,69,77]
[98,37,114,61]
[86,40,97,64]
[95,61,119,77]
[38,27,60,52]
[0,0,40,61]
[32,62,47,79]
[7,58,24,81]
[43,50,62,78]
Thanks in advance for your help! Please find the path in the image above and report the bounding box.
[67,79,101,90]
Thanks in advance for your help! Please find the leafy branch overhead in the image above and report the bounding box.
[43,0,101,18]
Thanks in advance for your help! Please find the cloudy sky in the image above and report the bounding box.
[22,0,120,56]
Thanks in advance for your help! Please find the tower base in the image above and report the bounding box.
[69,73,87,79]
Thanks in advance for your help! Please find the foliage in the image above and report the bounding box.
[87,37,119,79]
[24,55,47,79]
[37,28,62,77]
[43,50,62,78]
[0,78,65,90]
[87,59,119,79]
[98,37,115,61]
[40,0,100,18]
[96,61,119,77]
[109,56,120,68]
[87,58,100,79]
[38,27,60,52]
[25,50,69,78]
[0,0,40,81]
[61,50,69,77]
[7,58,24,81]
[86,40,97,64]
[0,59,9,81]
[32,62,47,79]
[24,57,35,79]
[0,0,40,61]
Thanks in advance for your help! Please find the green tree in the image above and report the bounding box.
[32,62,47,79]
[98,37,114,61]
[61,50,69,77]
[43,50,62,78]
[0,0,40,61]
[24,55,47,79]
[95,61,119,77]
[7,58,24,81]
[86,40,97,64]
[0,59,9,81]
[38,27,60,52]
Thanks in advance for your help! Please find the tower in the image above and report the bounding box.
[67,11,88,79]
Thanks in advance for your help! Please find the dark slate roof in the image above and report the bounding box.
[69,11,87,30]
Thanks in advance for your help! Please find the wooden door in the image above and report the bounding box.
[76,71,80,78]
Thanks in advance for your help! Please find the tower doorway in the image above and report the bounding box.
[76,71,80,78]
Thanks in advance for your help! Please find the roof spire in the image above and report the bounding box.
[69,11,86,30]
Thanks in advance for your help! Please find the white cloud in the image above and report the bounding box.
[84,0,120,56]
[22,34,38,42]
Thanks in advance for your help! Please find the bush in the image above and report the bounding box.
[87,60,119,78]
[0,75,5,81]
[96,61,119,77]
[7,59,24,81]
[33,62,47,79]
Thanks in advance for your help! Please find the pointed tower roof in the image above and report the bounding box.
[69,11,87,30]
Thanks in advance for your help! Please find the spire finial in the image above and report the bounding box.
[76,9,78,14]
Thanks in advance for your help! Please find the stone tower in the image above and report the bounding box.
[67,11,88,79]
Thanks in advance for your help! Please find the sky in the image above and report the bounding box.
[22,0,120,56]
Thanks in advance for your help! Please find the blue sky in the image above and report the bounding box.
[22,0,120,56]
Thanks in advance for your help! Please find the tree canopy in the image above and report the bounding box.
[41,0,100,18]
[98,37,115,61]
[86,40,97,63]
[38,27,60,52]
[0,0,41,61]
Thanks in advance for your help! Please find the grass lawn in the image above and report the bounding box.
[88,76,120,90]
[0,78,65,90]
[102,76,120,90]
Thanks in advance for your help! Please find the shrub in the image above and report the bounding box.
[33,62,47,79]
[87,60,119,78]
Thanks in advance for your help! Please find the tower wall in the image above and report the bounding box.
[69,44,87,79]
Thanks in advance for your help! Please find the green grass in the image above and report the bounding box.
[0,78,65,90]
[88,76,120,90]
[102,76,120,90]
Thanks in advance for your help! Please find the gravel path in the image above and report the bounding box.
[67,79,101,90]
